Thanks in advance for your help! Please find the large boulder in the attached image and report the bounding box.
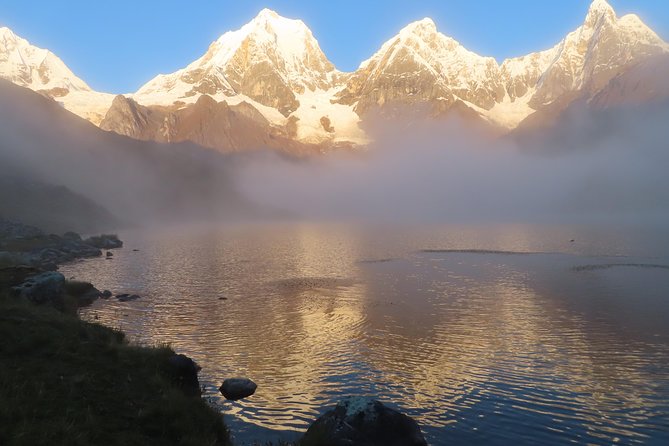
[63,280,102,306]
[168,354,202,397]
[11,271,65,304]
[300,397,427,446]
[219,378,257,401]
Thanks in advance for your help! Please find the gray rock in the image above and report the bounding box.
[301,397,427,446]
[12,271,66,304]
[219,378,257,401]
[101,290,112,299]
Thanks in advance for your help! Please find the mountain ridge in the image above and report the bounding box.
[1,0,667,152]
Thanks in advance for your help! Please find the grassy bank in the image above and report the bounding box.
[0,291,231,446]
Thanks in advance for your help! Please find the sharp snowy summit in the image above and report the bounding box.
[0,26,114,124]
[1,0,667,152]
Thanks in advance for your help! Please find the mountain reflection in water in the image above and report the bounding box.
[60,223,669,445]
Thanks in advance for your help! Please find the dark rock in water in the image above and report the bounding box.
[301,397,427,446]
[106,251,113,257]
[117,294,140,302]
[132,249,140,252]
[12,271,66,305]
[168,354,202,396]
[84,234,123,250]
[101,290,112,299]
[219,378,257,401]
[218,297,228,300]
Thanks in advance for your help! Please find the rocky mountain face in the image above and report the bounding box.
[336,0,668,129]
[1,0,667,152]
[334,18,504,118]
[589,53,669,108]
[99,94,324,155]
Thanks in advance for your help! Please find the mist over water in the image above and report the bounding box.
[236,107,669,225]
[2,75,668,231]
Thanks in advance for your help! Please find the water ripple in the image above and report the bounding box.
[60,223,669,445]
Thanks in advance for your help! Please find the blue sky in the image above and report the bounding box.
[1,1,667,93]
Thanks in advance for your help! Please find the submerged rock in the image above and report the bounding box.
[219,378,257,401]
[301,397,427,446]
[116,294,140,302]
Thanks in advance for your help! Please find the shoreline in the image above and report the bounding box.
[0,219,232,445]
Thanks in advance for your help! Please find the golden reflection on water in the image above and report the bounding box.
[60,222,669,445]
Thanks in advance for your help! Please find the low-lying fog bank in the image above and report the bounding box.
[235,102,669,225]
[2,76,668,231]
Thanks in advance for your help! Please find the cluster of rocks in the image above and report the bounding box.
[0,219,122,271]
[0,219,124,309]
[214,375,426,445]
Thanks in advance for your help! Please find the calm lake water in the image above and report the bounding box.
[59,222,669,445]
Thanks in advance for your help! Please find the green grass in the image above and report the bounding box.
[0,292,231,446]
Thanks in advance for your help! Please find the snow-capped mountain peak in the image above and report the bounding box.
[135,9,337,117]
[585,0,615,23]
[339,16,504,116]
[528,0,668,108]
[207,8,332,76]
[0,26,90,93]
[0,25,116,125]
[399,18,437,36]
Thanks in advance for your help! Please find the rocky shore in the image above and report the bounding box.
[0,218,428,446]
[0,218,125,311]
[0,218,231,445]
